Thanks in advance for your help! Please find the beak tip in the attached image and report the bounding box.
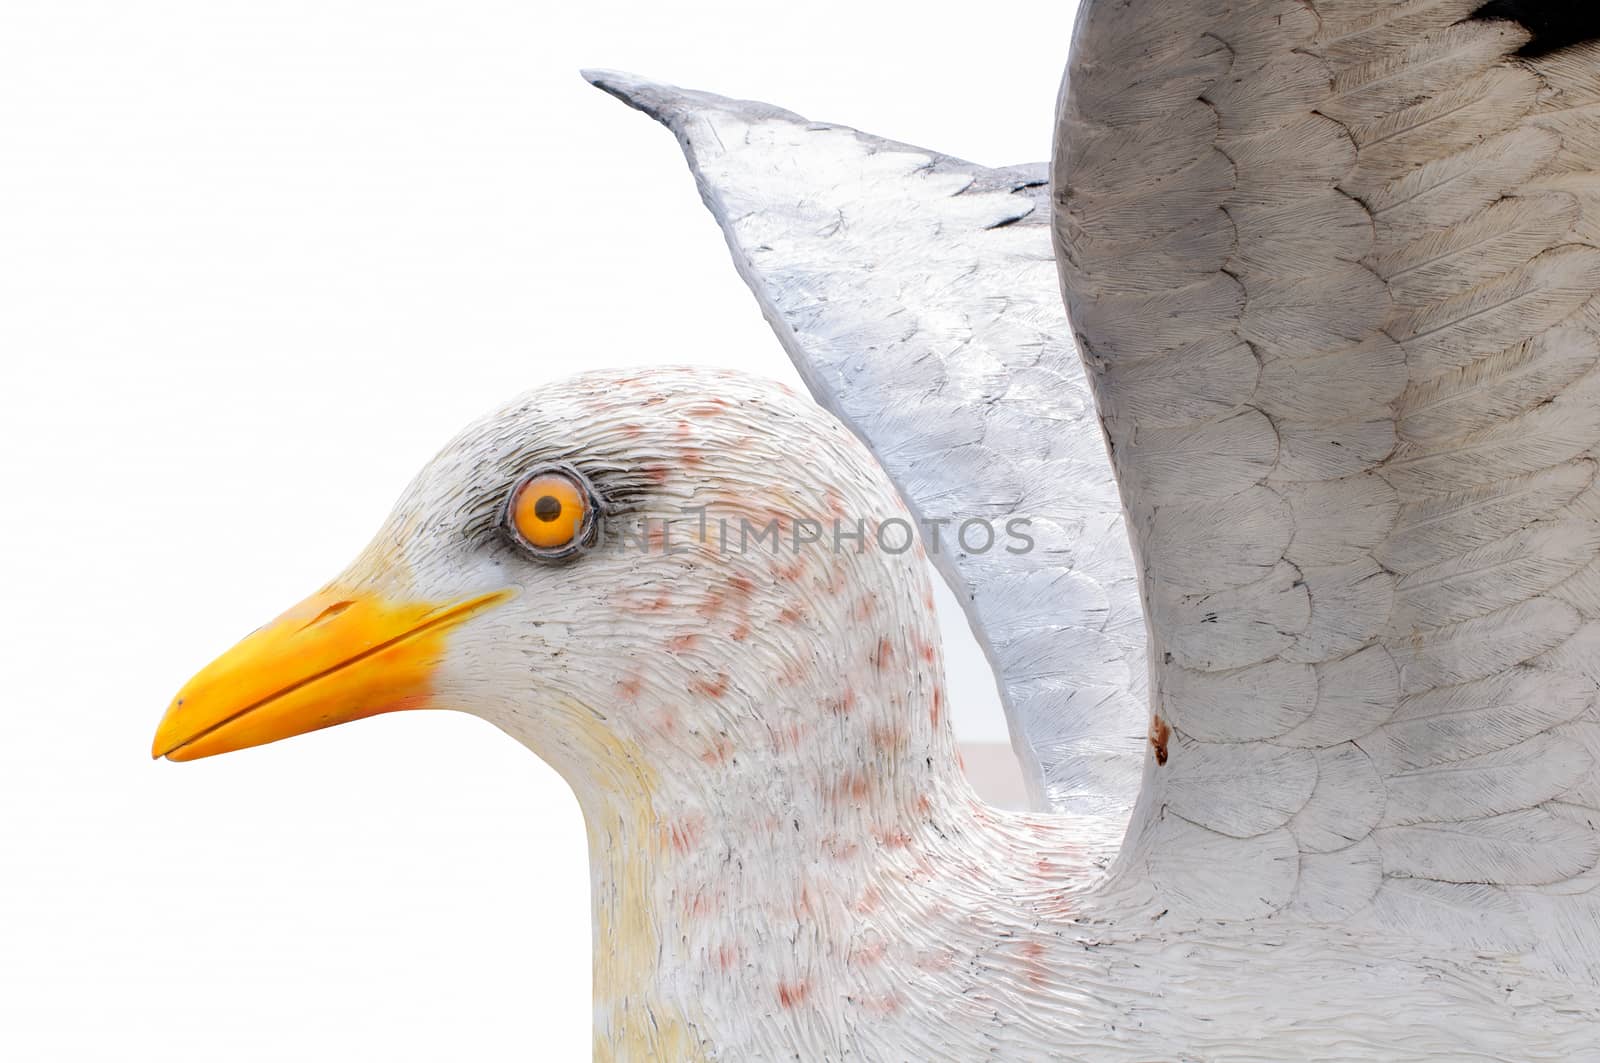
[151,702,182,761]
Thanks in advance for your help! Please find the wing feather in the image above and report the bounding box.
[586,71,1147,826]
[1058,0,1600,979]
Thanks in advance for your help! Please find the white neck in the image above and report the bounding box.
[489,526,1051,1056]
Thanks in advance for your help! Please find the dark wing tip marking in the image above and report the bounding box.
[1470,0,1600,58]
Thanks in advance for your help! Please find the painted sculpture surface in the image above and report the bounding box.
[155,2,1600,1059]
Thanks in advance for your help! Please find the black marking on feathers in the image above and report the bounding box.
[1471,1,1600,58]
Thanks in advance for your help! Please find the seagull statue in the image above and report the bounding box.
[154,1,1600,1058]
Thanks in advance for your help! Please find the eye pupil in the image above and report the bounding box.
[534,495,562,522]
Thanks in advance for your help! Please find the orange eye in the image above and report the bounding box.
[507,467,595,557]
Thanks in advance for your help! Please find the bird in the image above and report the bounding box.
[153,1,1600,1058]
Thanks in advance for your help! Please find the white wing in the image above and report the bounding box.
[1058,0,1600,977]
[586,71,1146,826]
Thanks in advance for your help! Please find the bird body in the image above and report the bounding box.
[403,375,1594,1063]
[155,0,1600,1057]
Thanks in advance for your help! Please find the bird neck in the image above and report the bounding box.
[481,507,1001,1055]
[571,706,1109,1061]
[574,712,984,1062]
[577,754,986,1061]
[556,553,980,1057]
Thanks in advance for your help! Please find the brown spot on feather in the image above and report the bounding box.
[1149,715,1171,766]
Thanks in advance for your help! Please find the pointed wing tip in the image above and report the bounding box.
[581,68,731,131]
[581,69,812,132]
[579,68,675,116]
[579,67,651,95]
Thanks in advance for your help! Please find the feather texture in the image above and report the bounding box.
[585,72,1148,826]
[1057,0,1600,983]
[580,0,1600,1047]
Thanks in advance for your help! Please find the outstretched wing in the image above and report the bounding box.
[587,71,1146,825]
[1057,0,1600,976]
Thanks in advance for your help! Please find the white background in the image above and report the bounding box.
[0,2,1079,1058]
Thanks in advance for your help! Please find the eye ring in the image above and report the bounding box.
[503,464,602,560]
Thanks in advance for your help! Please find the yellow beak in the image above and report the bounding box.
[152,586,512,761]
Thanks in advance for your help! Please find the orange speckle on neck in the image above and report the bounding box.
[832,771,872,804]
[874,828,913,849]
[872,637,893,672]
[1019,941,1050,987]
[822,834,860,861]
[692,673,730,699]
[869,723,905,754]
[772,720,809,753]
[824,562,848,596]
[864,993,902,1017]
[660,816,704,855]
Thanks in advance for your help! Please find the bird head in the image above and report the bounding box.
[152,367,949,807]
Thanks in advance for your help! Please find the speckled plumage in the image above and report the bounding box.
[521,0,1600,1056]
[344,369,1124,1058]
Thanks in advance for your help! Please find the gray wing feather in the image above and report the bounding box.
[586,70,1146,825]
[1058,0,1600,978]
